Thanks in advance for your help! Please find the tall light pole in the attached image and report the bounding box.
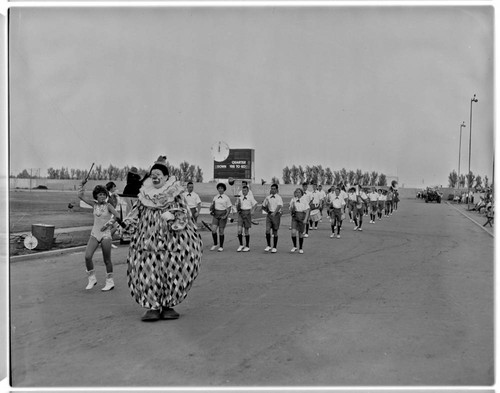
[458,121,466,188]
[467,94,478,209]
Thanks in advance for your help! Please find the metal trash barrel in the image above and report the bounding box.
[31,224,55,250]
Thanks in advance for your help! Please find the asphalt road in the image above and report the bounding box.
[9,199,494,388]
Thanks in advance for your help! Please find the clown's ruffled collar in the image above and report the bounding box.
[138,176,184,208]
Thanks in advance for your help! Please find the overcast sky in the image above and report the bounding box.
[8,5,494,188]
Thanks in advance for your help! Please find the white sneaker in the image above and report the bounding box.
[271,248,277,253]
[289,226,292,230]
[264,246,272,252]
[111,244,118,249]
[242,247,250,252]
[237,245,244,252]
[330,233,334,238]
[358,227,363,231]
[304,234,309,238]
[299,249,304,254]
[353,226,358,231]
[349,219,353,223]
[210,245,218,251]
[218,247,224,252]
[291,247,297,253]
[337,234,341,239]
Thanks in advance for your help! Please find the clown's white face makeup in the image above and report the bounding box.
[150,169,167,189]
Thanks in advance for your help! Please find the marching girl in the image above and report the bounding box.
[78,183,123,291]
[301,182,313,237]
[391,181,399,212]
[393,190,400,211]
[309,182,322,230]
[353,186,368,231]
[377,189,387,220]
[236,185,258,252]
[347,187,358,223]
[368,187,379,224]
[210,183,233,252]
[363,187,370,216]
[317,184,327,222]
[289,188,310,254]
[386,188,394,216]
[327,185,346,238]
[339,183,349,220]
[262,183,284,253]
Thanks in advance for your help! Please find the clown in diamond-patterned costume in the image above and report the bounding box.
[122,158,202,321]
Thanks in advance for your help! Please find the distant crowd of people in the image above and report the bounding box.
[206,180,400,255]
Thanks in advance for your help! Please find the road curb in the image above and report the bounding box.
[446,202,494,237]
[9,214,280,263]
[10,245,89,262]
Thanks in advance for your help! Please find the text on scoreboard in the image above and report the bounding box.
[214,149,254,179]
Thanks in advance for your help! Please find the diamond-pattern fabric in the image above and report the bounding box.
[126,196,203,310]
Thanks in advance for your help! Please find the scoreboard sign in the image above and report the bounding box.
[214,149,254,180]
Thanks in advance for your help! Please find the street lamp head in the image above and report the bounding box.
[461,121,466,127]
[472,94,478,103]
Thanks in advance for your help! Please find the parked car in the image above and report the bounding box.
[425,188,442,203]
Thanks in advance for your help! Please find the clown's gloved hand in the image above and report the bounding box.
[161,211,176,222]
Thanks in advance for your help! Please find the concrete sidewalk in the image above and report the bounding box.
[447,202,494,236]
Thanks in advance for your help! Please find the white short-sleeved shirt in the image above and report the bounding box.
[212,194,232,210]
[348,192,357,202]
[378,194,387,202]
[310,190,322,205]
[368,192,379,202]
[184,191,202,209]
[327,193,346,209]
[299,193,311,206]
[339,190,348,201]
[290,197,309,212]
[263,194,283,213]
[238,189,254,199]
[301,190,312,204]
[317,189,326,202]
[239,194,257,210]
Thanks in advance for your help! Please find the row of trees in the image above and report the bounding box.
[448,170,491,189]
[279,165,388,186]
[15,162,204,183]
